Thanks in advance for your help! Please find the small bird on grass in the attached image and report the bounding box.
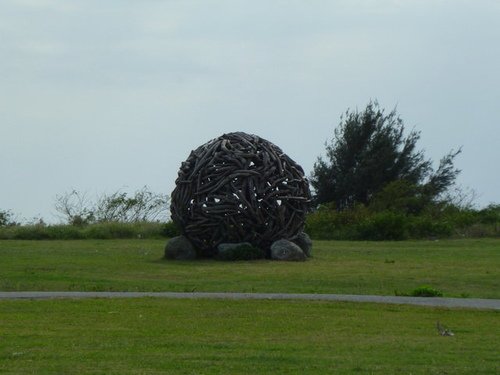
[436,320,455,336]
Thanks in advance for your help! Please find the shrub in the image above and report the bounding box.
[83,222,141,239]
[133,222,168,239]
[478,204,500,225]
[407,216,453,239]
[0,221,169,240]
[45,225,85,240]
[409,285,443,297]
[54,187,169,224]
[355,211,408,240]
[476,204,500,236]
[395,285,443,297]
[370,180,429,215]
[304,209,338,240]
[11,224,52,240]
[304,198,500,241]
[162,221,181,238]
[305,203,369,240]
[216,244,265,261]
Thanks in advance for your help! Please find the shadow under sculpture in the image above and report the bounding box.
[167,132,312,261]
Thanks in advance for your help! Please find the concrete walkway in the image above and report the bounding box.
[1,291,499,310]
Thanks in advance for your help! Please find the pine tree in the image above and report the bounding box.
[311,101,461,210]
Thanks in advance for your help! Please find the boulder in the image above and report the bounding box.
[292,232,313,257]
[270,239,306,261]
[164,235,197,260]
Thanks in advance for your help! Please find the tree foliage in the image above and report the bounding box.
[0,209,18,226]
[311,101,461,210]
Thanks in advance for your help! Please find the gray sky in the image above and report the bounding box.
[1,0,499,222]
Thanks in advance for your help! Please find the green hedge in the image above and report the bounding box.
[0,221,180,240]
[305,204,499,241]
[0,204,498,241]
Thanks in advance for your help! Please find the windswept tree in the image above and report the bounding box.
[0,209,18,226]
[311,101,461,211]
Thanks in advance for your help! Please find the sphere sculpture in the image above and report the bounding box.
[170,132,311,257]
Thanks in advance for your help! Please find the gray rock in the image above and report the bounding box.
[292,232,313,257]
[270,239,306,261]
[217,242,265,260]
[164,235,197,260]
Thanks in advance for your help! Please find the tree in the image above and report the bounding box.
[54,190,95,226]
[310,101,461,210]
[0,209,18,226]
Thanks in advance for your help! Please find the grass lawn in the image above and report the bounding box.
[1,298,498,374]
[0,239,499,298]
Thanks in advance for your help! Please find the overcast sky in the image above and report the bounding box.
[1,0,499,222]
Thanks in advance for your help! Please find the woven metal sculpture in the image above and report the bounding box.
[171,132,311,257]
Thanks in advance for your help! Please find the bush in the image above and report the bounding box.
[395,285,443,297]
[304,209,338,240]
[478,204,500,225]
[216,243,265,261]
[54,187,169,224]
[82,222,168,239]
[82,222,135,239]
[0,222,169,240]
[5,225,52,240]
[305,198,500,241]
[162,221,181,238]
[45,225,85,240]
[370,180,429,215]
[475,204,500,236]
[409,285,443,297]
[133,222,170,239]
[305,204,369,240]
[355,211,408,240]
[458,223,500,238]
[407,216,453,239]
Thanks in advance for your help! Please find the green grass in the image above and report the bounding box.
[0,298,498,374]
[1,239,498,373]
[0,239,499,298]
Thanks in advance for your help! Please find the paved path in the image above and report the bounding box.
[1,291,499,310]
